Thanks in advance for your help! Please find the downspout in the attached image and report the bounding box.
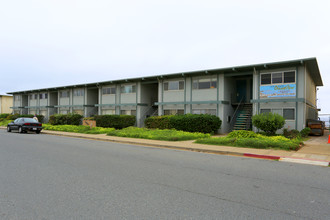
[304,64,307,128]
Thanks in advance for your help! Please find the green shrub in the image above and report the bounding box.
[107,127,210,141]
[0,113,10,119]
[252,112,285,135]
[145,115,173,129]
[94,115,136,129]
[145,114,222,134]
[300,127,311,137]
[43,124,115,134]
[49,113,83,125]
[283,129,300,139]
[227,130,258,138]
[196,134,301,151]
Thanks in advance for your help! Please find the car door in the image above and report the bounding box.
[11,119,19,130]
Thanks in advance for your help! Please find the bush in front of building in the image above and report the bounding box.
[144,115,173,129]
[145,114,222,134]
[252,112,285,135]
[93,115,136,129]
[0,113,10,119]
[49,113,83,125]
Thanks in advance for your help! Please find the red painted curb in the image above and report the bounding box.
[243,153,281,160]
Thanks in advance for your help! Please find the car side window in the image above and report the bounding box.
[14,119,19,123]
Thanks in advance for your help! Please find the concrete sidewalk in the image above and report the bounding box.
[2,126,330,166]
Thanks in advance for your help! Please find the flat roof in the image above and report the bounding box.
[7,57,323,94]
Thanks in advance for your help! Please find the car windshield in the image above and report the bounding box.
[22,118,38,123]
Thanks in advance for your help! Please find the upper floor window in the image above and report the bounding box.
[193,77,217,90]
[121,85,136,94]
[39,93,48,99]
[261,71,295,85]
[102,87,116,95]
[29,94,38,100]
[14,95,21,101]
[60,91,70,98]
[164,80,184,91]
[74,89,84,97]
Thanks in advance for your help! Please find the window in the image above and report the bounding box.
[39,93,48,99]
[272,72,282,84]
[164,109,184,115]
[121,85,136,93]
[283,108,295,120]
[260,108,295,120]
[74,89,84,96]
[60,91,70,98]
[260,109,271,114]
[29,94,38,100]
[14,95,21,101]
[193,77,217,90]
[102,87,116,95]
[261,74,271,85]
[120,110,136,116]
[164,81,184,91]
[284,71,295,83]
[261,71,295,85]
[102,109,116,115]
[192,109,216,115]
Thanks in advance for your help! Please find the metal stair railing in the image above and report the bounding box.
[230,96,245,131]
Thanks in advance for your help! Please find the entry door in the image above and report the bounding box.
[236,80,246,103]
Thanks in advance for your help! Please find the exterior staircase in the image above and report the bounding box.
[233,104,252,130]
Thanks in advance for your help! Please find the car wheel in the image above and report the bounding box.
[18,126,23,134]
[36,130,41,134]
[7,126,11,132]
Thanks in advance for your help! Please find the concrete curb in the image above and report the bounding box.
[1,126,329,167]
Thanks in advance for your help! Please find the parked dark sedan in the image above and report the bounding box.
[7,118,43,134]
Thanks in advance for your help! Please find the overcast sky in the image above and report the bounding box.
[1,0,329,113]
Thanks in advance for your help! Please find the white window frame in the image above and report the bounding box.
[59,90,70,98]
[192,77,217,90]
[163,80,184,91]
[73,89,84,97]
[102,86,116,95]
[120,85,136,94]
[163,109,184,115]
[192,109,217,115]
[259,107,295,121]
[260,70,296,86]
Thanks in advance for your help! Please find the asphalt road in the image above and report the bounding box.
[0,130,329,220]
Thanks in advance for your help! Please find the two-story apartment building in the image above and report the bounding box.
[8,58,323,133]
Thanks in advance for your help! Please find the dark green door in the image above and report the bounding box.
[236,80,246,103]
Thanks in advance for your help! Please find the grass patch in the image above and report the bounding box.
[196,134,302,151]
[107,127,210,141]
[43,124,115,134]
[0,119,12,126]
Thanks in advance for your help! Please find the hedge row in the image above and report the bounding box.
[5,114,45,122]
[93,115,136,129]
[145,114,222,134]
[49,113,83,125]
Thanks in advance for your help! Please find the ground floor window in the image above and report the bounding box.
[39,110,47,116]
[14,110,20,114]
[163,109,184,115]
[73,109,84,115]
[192,109,216,115]
[60,109,69,114]
[260,108,295,120]
[121,110,136,116]
[29,110,37,115]
[102,109,116,115]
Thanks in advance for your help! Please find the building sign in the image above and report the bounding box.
[260,84,296,98]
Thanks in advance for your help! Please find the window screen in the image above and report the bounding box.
[260,109,271,114]
[284,71,295,83]
[261,74,271,85]
[272,72,282,84]
[283,109,295,120]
